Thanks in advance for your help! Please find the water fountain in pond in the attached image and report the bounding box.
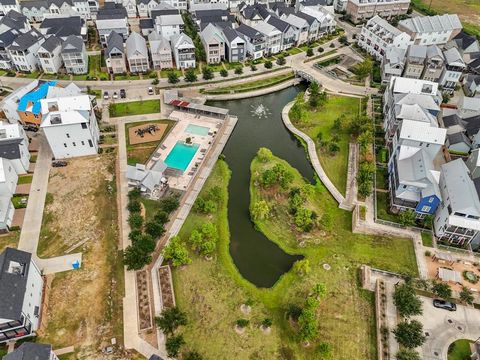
[250,104,271,119]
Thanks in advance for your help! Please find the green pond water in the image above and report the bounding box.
[208,85,316,288]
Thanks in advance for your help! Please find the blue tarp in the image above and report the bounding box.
[17,81,57,114]
[72,260,80,269]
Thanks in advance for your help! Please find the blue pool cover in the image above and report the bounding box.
[17,81,57,115]
[165,141,200,172]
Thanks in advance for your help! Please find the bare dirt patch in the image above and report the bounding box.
[128,123,167,145]
[38,154,130,359]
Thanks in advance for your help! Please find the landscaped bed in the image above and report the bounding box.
[170,154,418,359]
[109,99,160,117]
[125,119,175,165]
[202,72,294,95]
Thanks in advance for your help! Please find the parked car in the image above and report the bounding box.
[52,160,68,167]
[113,92,118,99]
[433,299,456,311]
[103,91,109,100]
[120,89,126,98]
[148,86,154,95]
[23,125,38,132]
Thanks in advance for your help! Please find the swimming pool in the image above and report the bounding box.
[165,141,200,172]
[185,124,210,136]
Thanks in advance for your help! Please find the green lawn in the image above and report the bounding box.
[12,195,28,209]
[18,175,33,184]
[160,69,182,78]
[224,62,245,70]
[110,100,160,117]
[114,73,141,81]
[125,119,175,165]
[0,231,19,252]
[203,72,294,94]
[448,339,473,360]
[291,95,362,196]
[140,197,161,222]
[171,154,417,359]
[376,167,388,190]
[422,232,434,247]
[375,191,400,223]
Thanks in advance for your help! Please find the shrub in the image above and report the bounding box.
[276,56,286,65]
[167,72,179,84]
[236,319,249,328]
[234,66,243,75]
[163,236,191,267]
[127,200,141,213]
[250,64,257,71]
[184,68,197,82]
[160,195,180,213]
[262,318,272,328]
[220,69,228,77]
[306,48,314,57]
[128,213,143,229]
[166,335,185,358]
[202,66,214,80]
[264,60,273,69]
[318,47,324,53]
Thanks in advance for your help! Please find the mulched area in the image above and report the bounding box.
[128,123,167,145]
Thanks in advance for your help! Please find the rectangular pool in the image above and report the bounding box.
[164,141,200,172]
[185,124,210,136]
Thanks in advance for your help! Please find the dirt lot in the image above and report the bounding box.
[37,154,135,359]
[416,0,480,30]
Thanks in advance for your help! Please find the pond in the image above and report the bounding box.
[208,85,315,288]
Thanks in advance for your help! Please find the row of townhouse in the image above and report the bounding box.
[383,74,480,247]
[11,0,100,22]
[344,0,410,24]
[359,14,469,93]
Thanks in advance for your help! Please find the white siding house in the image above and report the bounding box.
[37,35,63,74]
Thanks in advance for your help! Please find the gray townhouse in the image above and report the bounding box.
[422,45,444,82]
[37,35,63,74]
[236,23,265,60]
[3,342,59,360]
[381,46,406,84]
[126,31,150,73]
[266,15,296,51]
[0,0,20,18]
[21,1,49,22]
[96,2,129,46]
[200,23,225,64]
[403,45,427,79]
[7,28,44,72]
[148,31,173,70]
[170,32,195,69]
[0,10,30,34]
[61,35,88,74]
[105,30,126,74]
[219,26,246,63]
[0,29,16,69]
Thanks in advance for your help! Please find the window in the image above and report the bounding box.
[421,205,431,212]
[81,122,87,129]
[419,142,423,146]
[81,141,85,145]
[64,143,67,147]
[73,142,76,146]
[66,133,70,138]
[88,139,93,147]
[428,197,434,203]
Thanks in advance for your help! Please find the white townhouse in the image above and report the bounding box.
[159,0,186,11]
[72,0,92,20]
[96,3,129,46]
[170,32,195,69]
[200,23,225,64]
[0,0,20,18]
[7,29,44,72]
[282,13,309,46]
[126,31,150,73]
[236,23,265,60]
[398,14,462,46]
[256,20,281,55]
[61,35,88,74]
[0,158,16,230]
[440,47,466,94]
[37,35,63,74]
[21,1,49,22]
[121,0,136,18]
[301,6,336,36]
[381,46,406,84]
[358,15,412,61]
[4,343,59,360]
[0,30,17,70]
[136,0,157,17]
[148,31,173,69]
[40,94,100,159]
[295,11,320,42]
[0,122,30,175]
[105,31,127,74]
[155,14,184,41]
[266,15,296,51]
[0,248,44,341]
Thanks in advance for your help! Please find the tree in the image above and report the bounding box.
[264,60,273,69]
[167,71,179,84]
[123,245,151,270]
[163,236,191,267]
[251,200,270,221]
[155,307,187,335]
[160,196,180,213]
[154,210,169,224]
[286,304,302,321]
[166,335,185,358]
[311,283,327,300]
[145,221,165,238]
[294,259,311,276]
[294,207,314,231]
[353,58,373,80]
[393,320,426,349]
[309,81,320,97]
[328,142,340,154]
[128,213,143,230]
[257,147,273,162]
[393,283,423,318]
[339,35,348,44]
[318,47,324,53]
[202,66,214,80]
[184,351,203,360]
[127,200,141,213]
[306,48,314,57]
[395,349,421,360]
[220,69,228,77]
[133,233,156,254]
[460,286,474,305]
[298,306,318,342]
[276,55,286,65]
[358,130,373,153]
[234,66,243,74]
[431,281,452,299]
[128,188,141,200]
[184,68,197,82]
[273,163,294,189]
[236,318,249,328]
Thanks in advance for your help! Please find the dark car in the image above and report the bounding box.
[23,125,38,132]
[120,89,126,98]
[433,299,456,311]
[52,160,68,167]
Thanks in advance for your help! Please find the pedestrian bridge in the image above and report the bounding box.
[294,70,320,86]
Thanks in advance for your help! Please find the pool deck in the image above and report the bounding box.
[146,110,223,190]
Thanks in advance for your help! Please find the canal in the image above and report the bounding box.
[208,85,315,288]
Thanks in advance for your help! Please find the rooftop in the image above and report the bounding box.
[17,81,58,115]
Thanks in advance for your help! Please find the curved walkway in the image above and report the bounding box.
[281,101,346,206]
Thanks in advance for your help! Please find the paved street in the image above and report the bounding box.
[415,296,480,360]
[17,132,82,274]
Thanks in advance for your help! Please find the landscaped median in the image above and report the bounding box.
[109,99,160,117]
[201,71,295,95]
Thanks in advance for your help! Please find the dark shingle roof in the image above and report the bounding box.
[106,31,124,55]
[0,248,32,322]
[464,115,480,137]
[3,342,52,360]
[0,10,28,31]
[0,0,18,6]
[236,23,262,40]
[40,15,83,38]
[97,3,127,20]
[39,34,62,52]
[447,132,471,146]
[301,0,330,6]
[220,26,244,43]
[0,29,18,50]
[241,3,269,20]
[443,113,463,128]
[139,18,153,30]
[8,29,43,51]
[199,21,233,32]
[452,31,477,51]
[295,11,317,25]
[266,15,290,32]
[150,8,178,18]
[61,34,83,53]
[47,0,73,8]
[21,0,48,9]
[148,356,163,360]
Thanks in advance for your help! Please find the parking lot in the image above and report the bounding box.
[414,296,480,359]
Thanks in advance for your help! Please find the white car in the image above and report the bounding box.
[148,86,154,95]
[103,91,109,100]
[113,92,118,99]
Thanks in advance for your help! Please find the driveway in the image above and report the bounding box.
[415,296,480,359]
